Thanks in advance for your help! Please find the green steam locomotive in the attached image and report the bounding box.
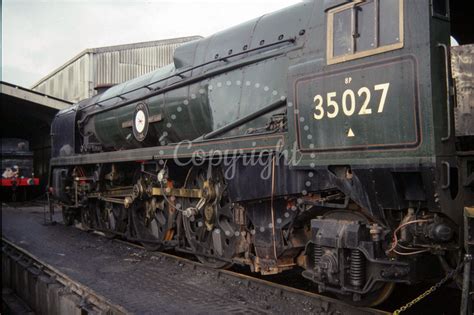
[49,0,473,306]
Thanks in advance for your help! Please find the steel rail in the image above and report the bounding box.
[2,237,129,315]
[112,239,389,315]
[3,231,388,315]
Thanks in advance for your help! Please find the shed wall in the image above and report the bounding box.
[32,37,200,103]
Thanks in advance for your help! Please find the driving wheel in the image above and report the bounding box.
[131,198,174,250]
[181,167,238,268]
[96,201,127,238]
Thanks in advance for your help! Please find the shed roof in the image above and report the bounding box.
[1,81,72,111]
[31,36,202,89]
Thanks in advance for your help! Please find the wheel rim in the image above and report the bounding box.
[337,282,395,307]
[80,203,96,230]
[95,201,126,237]
[325,210,395,306]
[131,199,171,250]
[369,282,395,306]
[181,167,238,268]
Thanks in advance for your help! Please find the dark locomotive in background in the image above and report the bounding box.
[1,138,40,201]
[48,0,473,306]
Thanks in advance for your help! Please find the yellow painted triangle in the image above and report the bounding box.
[347,128,355,137]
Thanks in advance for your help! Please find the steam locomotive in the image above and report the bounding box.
[49,0,473,306]
[1,138,40,201]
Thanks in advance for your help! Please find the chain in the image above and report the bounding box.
[393,255,471,315]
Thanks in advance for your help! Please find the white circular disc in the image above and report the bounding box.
[135,110,146,133]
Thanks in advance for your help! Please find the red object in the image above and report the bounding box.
[1,178,39,187]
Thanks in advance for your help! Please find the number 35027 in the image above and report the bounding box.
[313,83,390,120]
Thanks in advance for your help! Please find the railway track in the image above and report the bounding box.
[3,204,464,314]
[2,237,128,315]
[2,232,388,315]
[111,238,389,314]
[3,202,388,314]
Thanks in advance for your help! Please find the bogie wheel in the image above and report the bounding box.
[131,198,174,251]
[181,167,238,269]
[323,210,395,306]
[337,282,395,307]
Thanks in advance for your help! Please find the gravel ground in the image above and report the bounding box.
[2,204,378,314]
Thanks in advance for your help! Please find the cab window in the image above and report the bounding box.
[327,0,404,65]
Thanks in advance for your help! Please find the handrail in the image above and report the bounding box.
[437,43,452,142]
[441,161,450,189]
[74,38,297,123]
[201,99,286,140]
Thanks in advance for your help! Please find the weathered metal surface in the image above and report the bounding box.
[95,42,185,85]
[1,81,71,110]
[50,133,284,166]
[152,187,203,198]
[48,0,460,224]
[451,44,474,137]
[44,1,470,307]
[32,37,201,102]
[50,1,453,166]
[33,53,92,103]
[293,56,419,153]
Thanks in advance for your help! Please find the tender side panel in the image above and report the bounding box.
[294,56,420,153]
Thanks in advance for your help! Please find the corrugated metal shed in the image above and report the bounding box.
[31,36,201,103]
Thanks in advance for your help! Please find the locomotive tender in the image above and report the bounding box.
[49,0,473,306]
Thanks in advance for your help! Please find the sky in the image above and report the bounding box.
[2,0,301,88]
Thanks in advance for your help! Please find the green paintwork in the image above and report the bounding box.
[56,0,453,170]
[294,57,419,153]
